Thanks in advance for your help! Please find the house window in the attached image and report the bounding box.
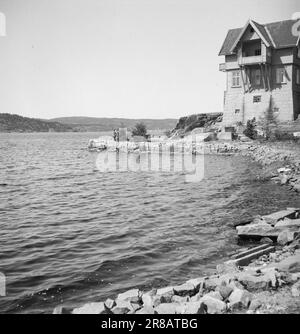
[296,68,300,85]
[275,67,286,84]
[253,95,261,103]
[232,71,241,87]
[255,49,261,56]
[273,108,279,115]
[251,69,261,86]
[235,109,240,114]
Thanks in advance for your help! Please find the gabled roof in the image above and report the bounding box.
[219,19,299,56]
[252,20,273,47]
[229,20,272,53]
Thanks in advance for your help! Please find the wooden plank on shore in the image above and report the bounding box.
[225,246,276,267]
[230,244,271,260]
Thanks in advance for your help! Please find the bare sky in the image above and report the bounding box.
[0,0,299,119]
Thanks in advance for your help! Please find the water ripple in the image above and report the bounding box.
[0,132,299,314]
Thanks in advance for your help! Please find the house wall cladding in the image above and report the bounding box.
[223,63,295,125]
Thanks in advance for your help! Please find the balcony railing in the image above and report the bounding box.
[238,54,270,66]
[219,63,226,72]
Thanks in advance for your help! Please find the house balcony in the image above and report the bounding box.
[219,63,226,72]
[238,54,271,66]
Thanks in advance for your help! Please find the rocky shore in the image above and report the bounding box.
[57,140,300,314]
[53,225,300,314]
[202,141,300,194]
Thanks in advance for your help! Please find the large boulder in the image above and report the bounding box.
[228,289,253,310]
[237,223,299,240]
[262,209,297,225]
[275,219,300,228]
[171,295,190,304]
[117,289,141,303]
[186,277,205,291]
[206,291,223,301]
[277,231,299,246]
[248,299,262,311]
[142,290,162,308]
[53,306,72,314]
[72,302,108,314]
[217,284,233,300]
[156,286,175,303]
[179,301,206,314]
[199,295,227,314]
[276,253,300,273]
[237,268,278,291]
[190,292,203,302]
[154,303,178,314]
[112,301,138,314]
[173,283,195,297]
[236,223,275,239]
[204,275,232,291]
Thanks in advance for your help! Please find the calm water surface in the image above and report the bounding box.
[0,132,299,313]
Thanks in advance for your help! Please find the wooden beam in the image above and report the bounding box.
[246,68,251,92]
[266,64,272,91]
[260,64,267,91]
[240,67,246,93]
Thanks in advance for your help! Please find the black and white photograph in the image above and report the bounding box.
[0,0,300,320]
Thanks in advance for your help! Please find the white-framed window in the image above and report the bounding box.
[232,70,241,87]
[275,67,287,84]
[296,67,300,85]
[251,69,261,86]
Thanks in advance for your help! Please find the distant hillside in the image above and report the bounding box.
[50,117,177,132]
[0,113,73,133]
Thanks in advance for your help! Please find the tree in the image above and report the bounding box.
[258,96,278,140]
[131,122,148,138]
[243,118,257,139]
